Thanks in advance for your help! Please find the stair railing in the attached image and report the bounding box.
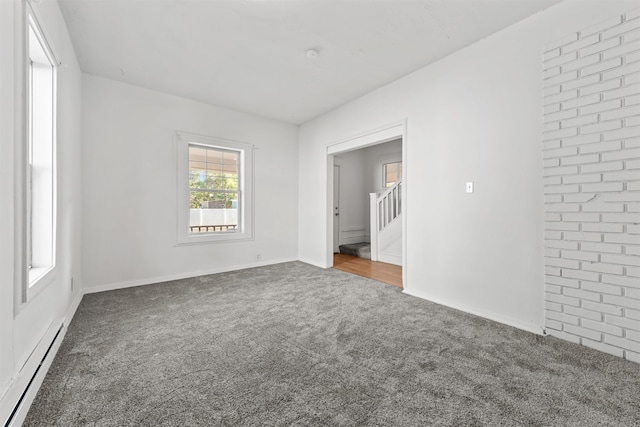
[369,178,402,261]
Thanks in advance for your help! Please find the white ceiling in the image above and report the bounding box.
[58,0,561,124]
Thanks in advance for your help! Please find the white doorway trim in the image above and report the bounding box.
[327,121,405,155]
[333,165,340,254]
[326,119,408,290]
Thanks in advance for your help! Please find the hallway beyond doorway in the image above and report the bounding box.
[333,254,402,289]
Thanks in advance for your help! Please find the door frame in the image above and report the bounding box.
[333,165,340,253]
[326,119,408,290]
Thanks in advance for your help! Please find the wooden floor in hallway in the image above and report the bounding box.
[333,253,402,289]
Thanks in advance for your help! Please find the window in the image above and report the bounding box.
[25,9,58,292]
[177,133,253,244]
[383,161,402,188]
[188,145,239,232]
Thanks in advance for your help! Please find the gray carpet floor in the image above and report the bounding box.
[24,261,640,426]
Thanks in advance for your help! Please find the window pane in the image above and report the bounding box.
[223,151,238,164]
[203,174,225,190]
[27,18,56,284]
[189,145,241,192]
[384,162,402,188]
[189,146,207,163]
[190,191,237,209]
[189,160,207,171]
[190,174,206,186]
[225,178,238,190]
[206,149,223,163]
[189,191,239,233]
[222,164,238,177]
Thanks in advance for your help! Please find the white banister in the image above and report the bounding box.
[375,178,402,230]
[370,179,402,263]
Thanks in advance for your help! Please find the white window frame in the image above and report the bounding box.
[23,3,59,301]
[176,132,254,245]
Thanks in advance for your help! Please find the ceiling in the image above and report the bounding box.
[58,0,561,124]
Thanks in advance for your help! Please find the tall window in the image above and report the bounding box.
[177,133,253,244]
[383,161,402,188]
[26,10,57,289]
[188,145,240,233]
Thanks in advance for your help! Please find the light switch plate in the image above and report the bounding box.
[466,182,474,193]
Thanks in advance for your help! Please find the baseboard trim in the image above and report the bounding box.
[402,288,544,336]
[298,257,328,269]
[378,251,402,266]
[84,257,299,294]
[1,322,62,427]
[1,289,82,427]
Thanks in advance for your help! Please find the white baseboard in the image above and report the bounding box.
[298,257,328,269]
[1,290,83,427]
[1,323,63,426]
[378,251,402,266]
[402,288,544,336]
[5,324,66,427]
[84,257,299,294]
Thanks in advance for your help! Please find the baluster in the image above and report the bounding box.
[383,195,388,227]
[392,188,397,220]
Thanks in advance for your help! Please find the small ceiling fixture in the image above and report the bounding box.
[306,49,318,59]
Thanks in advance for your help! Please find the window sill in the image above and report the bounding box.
[27,266,56,301]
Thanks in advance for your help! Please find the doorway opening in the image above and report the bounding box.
[327,121,407,289]
[333,253,403,288]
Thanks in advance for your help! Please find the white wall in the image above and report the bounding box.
[363,139,403,196]
[298,0,639,334]
[334,150,368,245]
[82,75,299,291]
[332,140,403,247]
[0,0,82,420]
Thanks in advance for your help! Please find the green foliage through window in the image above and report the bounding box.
[189,145,239,209]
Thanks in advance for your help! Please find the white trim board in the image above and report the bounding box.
[378,252,401,266]
[84,257,299,294]
[402,288,544,336]
[5,325,64,427]
[327,121,405,155]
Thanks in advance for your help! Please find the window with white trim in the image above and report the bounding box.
[26,9,58,292]
[177,133,253,244]
[383,161,402,188]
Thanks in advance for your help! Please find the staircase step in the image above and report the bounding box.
[339,242,371,260]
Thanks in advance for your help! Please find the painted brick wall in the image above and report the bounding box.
[543,9,640,362]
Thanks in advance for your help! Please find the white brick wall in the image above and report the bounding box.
[543,9,640,363]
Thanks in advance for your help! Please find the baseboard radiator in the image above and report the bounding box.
[3,324,64,427]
